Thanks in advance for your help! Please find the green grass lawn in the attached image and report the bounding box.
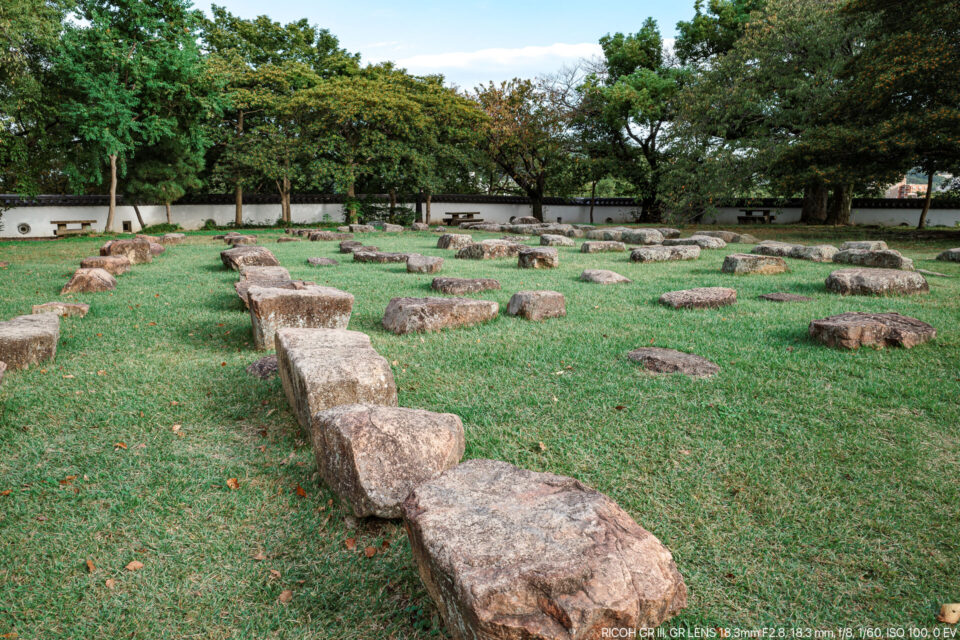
[1,226,958,638]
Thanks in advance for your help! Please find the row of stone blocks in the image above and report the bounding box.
[274,327,687,637]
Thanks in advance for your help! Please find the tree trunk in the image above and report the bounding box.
[640,197,662,223]
[165,202,172,225]
[282,176,291,223]
[389,188,397,219]
[425,192,432,225]
[918,170,934,229]
[132,204,145,230]
[827,184,853,225]
[531,198,543,221]
[235,111,244,226]
[589,181,596,224]
[346,183,358,224]
[106,153,117,233]
[800,182,828,224]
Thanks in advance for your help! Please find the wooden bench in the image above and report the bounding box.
[442,211,483,225]
[52,220,97,236]
[737,209,775,225]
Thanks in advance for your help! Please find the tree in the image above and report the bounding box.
[124,137,204,224]
[838,0,960,228]
[202,7,359,225]
[675,0,766,65]
[573,20,687,221]
[474,79,574,221]
[54,0,210,232]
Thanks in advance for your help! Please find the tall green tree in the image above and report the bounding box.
[54,0,210,232]
[474,79,575,221]
[124,137,204,225]
[838,0,960,228]
[675,0,766,65]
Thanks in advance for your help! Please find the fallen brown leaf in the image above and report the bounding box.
[278,589,293,603]
[105,578,116,589]
[364,546,376,558]
[295,485,307,498]
[937,603,960,624]
[114,442,127,450]
[0,490,11,497]
[85,559,95,573]
[125,561,144,571]
[226,478,240,490]
[253,552,267,561]
[269,569,281,580]
[344,538,356,551]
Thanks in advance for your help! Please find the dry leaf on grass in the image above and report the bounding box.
[295,485,306,498]
[364,546,376,558]
[85,559,95,573]
[253,552,267,561]
[278,590,293,603]
[226,478,240,490]
[105,579,116,589]
[344,538,356,551]
[269,569,281,580]
[114,442,127,450]
[125,561,144,571]
[938,604,960,624]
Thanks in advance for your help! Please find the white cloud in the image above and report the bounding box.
[394,42,603,71]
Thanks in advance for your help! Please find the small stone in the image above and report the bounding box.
[100,238,152,264]
[339,241,365,253]
[402,460,687,639]
[406,254,444,274]
[840,240,887,251]
[694,230,738,243]
[789,244,839,262]
[759,292,814,303]
[751,241,802,257]
[620,228,664,245]
[721,253,788,275]
[246,355,278,379]
[225,234,257,245]
[506,290,566,321]
[248,286,355,350]
[0,313,59,370]
[277,237,300,243]
[238,265,291,282]
[381,223,404,233]
[539,234,575,247]
[352,251,411,264]
[311,404,465,518]
[348,224,376,233]
[32,302,89,318]
[630,245,700,262]
[580,241,627,253]
[80,256,132,275]
[308,257,338,267]
[410,222,430,231]
[809,312,935,349]
[627,347,719,378]
[431,278,501,295]
[456,240,524,260]
[382,297,498,334]
[585,227,630,241]
[916,268,951,278]
[517,247,559,269]
[160,233,186,245]
[662,235,726,249]
[149,243,165,256]
[61,268,117,294]
[437,234,473,250]
[656,227,682,239]
[833,249,914,270]
[580,269,631,284]
[221,246,280,270]
[659,287,736,309]
[825,268,928,296]
[935,248,960,262]
[310,231,353,241]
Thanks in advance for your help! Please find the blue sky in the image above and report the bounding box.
[201,1,696,89]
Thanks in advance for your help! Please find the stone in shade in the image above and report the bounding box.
[833,249,914,271]
[662,235,726,249]
[721,253,788,275]
[825,268,928,296]
[517,247,559,269]
[935,248,960,262]
[789,244,839,262]
[751,241,802,257]
[248,285,354,350]
[840,240,887,251]
[402,459,687,640]
[506,290,566,321]
[436,234,473,250]
[382,297,498,334]
[809,312,935,349]
[627,347,719,378]
[100,238,152,264]
[311,404,465,518]
[246,355,278,379]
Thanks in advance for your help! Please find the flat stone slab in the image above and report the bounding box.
[312,404,464,519]
[382,297,499,334]
[630,245,700,262]
[381,223,404,233]
[61,268,117,294]
[0,313,59,370]
[760,292,814,303]
[693,230,738,243]
[627,347,720,378]
[160,233,185,245]
[936,248,960,262]
[431,278,501,295]
[721,253,788,275]
[353,250,411,264]
[580,240,627,253]
[585,227,631,241]
[310,231,353,241]
[456,240,524,260]
[339,241,372,253]
[225,235,257,245]
[825,268,928,296]
[100,238,152,264]
[221,246,280,270]
[308,257,338,267]
[149,243,165,256]
[277,237,300,243]
[276,328,398,433]
[402,459,688,639]
[239,265,291,282]
[248,285,354,350]
[507,290,566,321]
[789,244,839,262]
[80,256,132,275]
[916,268,951,278]
[407,254,444,274]
[348,224,376,233]
[236,279,313,308]
[580,269,631,284]
[662,235,726,249]
[32,302,89,317]
[518,247,559,269]
[436,234,473,250]
[660,287,737,309]
[656,227,682,239]
[246,355,278,379]
[809,312,935,349]
[622,228,665,245]
[841,240,887,251]
[539,234,575,247]
[833,249,914,270]
[752,241,802,257]
[410,222,430,231]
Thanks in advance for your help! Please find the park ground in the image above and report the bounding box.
[0,225,958,638]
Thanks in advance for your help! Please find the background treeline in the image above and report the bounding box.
[0,0,957,229]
